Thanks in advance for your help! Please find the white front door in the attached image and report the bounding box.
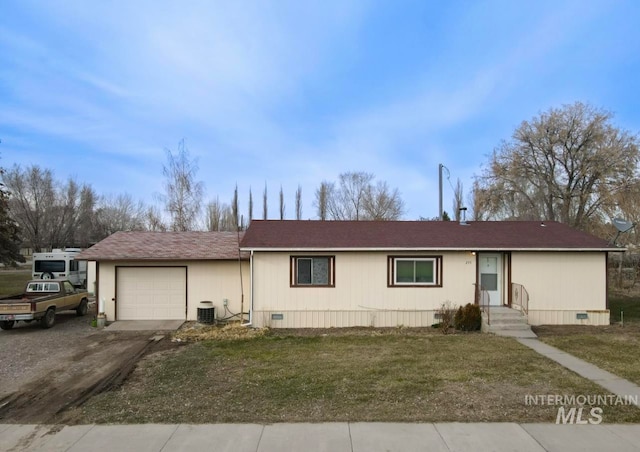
[478,254,501,306]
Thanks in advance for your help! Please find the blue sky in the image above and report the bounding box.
[1,0,639,221]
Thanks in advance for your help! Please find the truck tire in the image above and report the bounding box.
[41,308,56,329]
[0,320,14,330]
[41,272,54,280]
[76,299,88,316]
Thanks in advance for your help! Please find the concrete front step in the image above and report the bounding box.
[490,311,526,318]
[490,318,528,326]
[481,307,537,338]
[490,324,532,331]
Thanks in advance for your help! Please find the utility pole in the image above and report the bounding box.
[438,163,443,221]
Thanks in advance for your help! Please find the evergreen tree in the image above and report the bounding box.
[0,156,25,266]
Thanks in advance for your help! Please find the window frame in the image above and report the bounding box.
[387,255,443,287]
[26,282,61,293]
[35,260,65,273]
[290,255,336,288]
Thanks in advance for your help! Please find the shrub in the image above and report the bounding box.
[454,306,464,329]
[435,301,456,334]
[454,303,482,331]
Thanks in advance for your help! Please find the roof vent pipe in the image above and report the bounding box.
[459,207,468,226]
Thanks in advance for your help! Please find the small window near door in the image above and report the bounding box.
[291,256,335,287]
[388,256,442,287]
[480,274,498,291]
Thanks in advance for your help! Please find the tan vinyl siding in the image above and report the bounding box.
[251,251,476,327]
[187,261,249,321]
[98,263,116,320]
[511,252,606,311]
[527,310,610,326]
[254,310,439,328]
[251,250,610,328]
[97,260,249,322]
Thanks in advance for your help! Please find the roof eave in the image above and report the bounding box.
[77,257,249,261]
[240,246,622,252]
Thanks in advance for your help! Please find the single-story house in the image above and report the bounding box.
[78,231,248,322]
[79,220,620,327]
[239,220,619,328]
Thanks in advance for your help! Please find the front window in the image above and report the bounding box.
[388,256,442,287]
[291,256,335,287]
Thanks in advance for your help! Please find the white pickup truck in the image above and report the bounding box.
[0,280,89,330]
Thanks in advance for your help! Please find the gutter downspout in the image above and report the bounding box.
[241,249,254,326]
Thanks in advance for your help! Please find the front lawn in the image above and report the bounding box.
[70,329,640,424]
[536,325,640,386]
[609,294,640,323]
[534,292,640,386]
[0,270,32,297]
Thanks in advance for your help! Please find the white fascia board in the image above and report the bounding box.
[239,247,622,253]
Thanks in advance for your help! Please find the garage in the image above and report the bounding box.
[116,267,186,320]
[78,231,249,322]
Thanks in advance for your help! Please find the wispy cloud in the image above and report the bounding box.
[1,0,638,220]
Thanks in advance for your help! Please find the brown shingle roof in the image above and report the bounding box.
[240,220,616,251]
[78,231,247,261]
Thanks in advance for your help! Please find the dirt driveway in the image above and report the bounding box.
[0,305,172,424]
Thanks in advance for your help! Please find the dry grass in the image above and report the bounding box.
[535,325,640,386]
[609,293,640,323]
[0,270,32,297]
[172,322,268,342]
[71,329,640,424]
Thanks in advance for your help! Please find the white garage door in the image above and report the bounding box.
[117,267,186,320]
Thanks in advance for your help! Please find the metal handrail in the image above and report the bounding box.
[474,283,491,325]
[511,282,529,316]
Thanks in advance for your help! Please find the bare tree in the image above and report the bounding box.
[314,181,331,220]
[205,197,237,232]
[262,183,268,220]
[144,205,167,231]
[48,178,80,247]
[248,187,253,223]
[469,180,489,221]
[220,206,236,231]
[602,179,640,246]
[317,172,405,220]
[205,197,223,231]
[162,140,204,231]
[3,165,94,249]
[475,102,640,231]
[328,172,373,220]
[74,185,99,246]
[96,193,146,236]
[279,186,285,220]
[295,185,302,220]
[452,178,464,222]
[3,165,55,251]
[363,180,405,220]
[232,184,239,229]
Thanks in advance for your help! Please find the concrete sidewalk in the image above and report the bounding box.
[518,338,640,407]
[2,422,640,452]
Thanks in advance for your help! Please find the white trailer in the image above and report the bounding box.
[32,248,88,288]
